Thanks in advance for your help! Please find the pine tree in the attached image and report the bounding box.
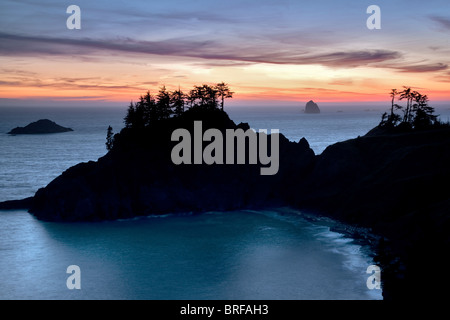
[203,85,219,110]
[171,88,185,116]
[215,82,234,111]
[156,86,172,119]
[106,125,114,151]
[124,101,136,128]
[142,91,157,125]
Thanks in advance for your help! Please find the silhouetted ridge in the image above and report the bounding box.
[29,108,315,221]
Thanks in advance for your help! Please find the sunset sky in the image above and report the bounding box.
[0,0,449,107]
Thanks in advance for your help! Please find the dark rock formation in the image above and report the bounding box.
[0,197,33,210]
[8,119,73,134]
[294,127,450,301]
[29,109,315,221]
[304,100,320,114]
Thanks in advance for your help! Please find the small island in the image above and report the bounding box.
[8,119,73,135]
[304,100,320,114]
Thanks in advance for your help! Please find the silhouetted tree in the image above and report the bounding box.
[193,85,207,108]
[188,84,219,110]
[141,91,157,124]
[156,86,172,119]
[400,86,413,124]
[202,84,219,110]
[390,89,399,117]
[171,87,185,116]
[124,101,137,128]
[133,98,147,128]
[413,93,437,129]
[106,125,114,151]
[186,89,197,109]
[215,82,234,111]
[379,87,439,130]
[380,88,403,128]
[123,82,234,127]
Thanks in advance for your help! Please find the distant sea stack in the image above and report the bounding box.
[304,100,320,114]
[8,119,73,134]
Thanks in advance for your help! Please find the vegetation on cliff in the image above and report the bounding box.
[377,87,449,131]
[123,83,233,129]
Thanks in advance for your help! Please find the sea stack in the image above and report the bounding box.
[8,119,73,134]
[304,100,320,114]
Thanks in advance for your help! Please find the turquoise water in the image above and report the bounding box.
[0,208,381,300]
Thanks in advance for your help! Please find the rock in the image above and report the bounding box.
[0,197,34,210]
[29,109,316,221]
[304,100,320,114]
[294,126,450,301]
[8,119,73,134]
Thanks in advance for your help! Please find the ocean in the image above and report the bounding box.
[3,103,440,300]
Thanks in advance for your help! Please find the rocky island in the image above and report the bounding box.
[304,100,320,114]
[8,119,73,134]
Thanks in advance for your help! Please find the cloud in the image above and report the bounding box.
[192,61,256,68]
[0,32,402,69]
[0,32,210,57]
[293,50,402,68]
[0,68,38,76]
[0,76,157,92]
[329,78,354,86]
[430,15,450,30]
[188,49,402,69]
[391,63,448,73]
[435,71,450,83]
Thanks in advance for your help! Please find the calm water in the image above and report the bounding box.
[0,104,422,300]
[0,208,380,300]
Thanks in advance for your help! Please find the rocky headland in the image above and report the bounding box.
[29,109,315,221]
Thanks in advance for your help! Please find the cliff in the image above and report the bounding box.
[294,127,450,300]
[8,119,73,134]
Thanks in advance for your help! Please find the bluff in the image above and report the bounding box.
[8,119,73,134]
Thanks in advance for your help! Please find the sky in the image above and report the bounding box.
[0,0,449,108]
